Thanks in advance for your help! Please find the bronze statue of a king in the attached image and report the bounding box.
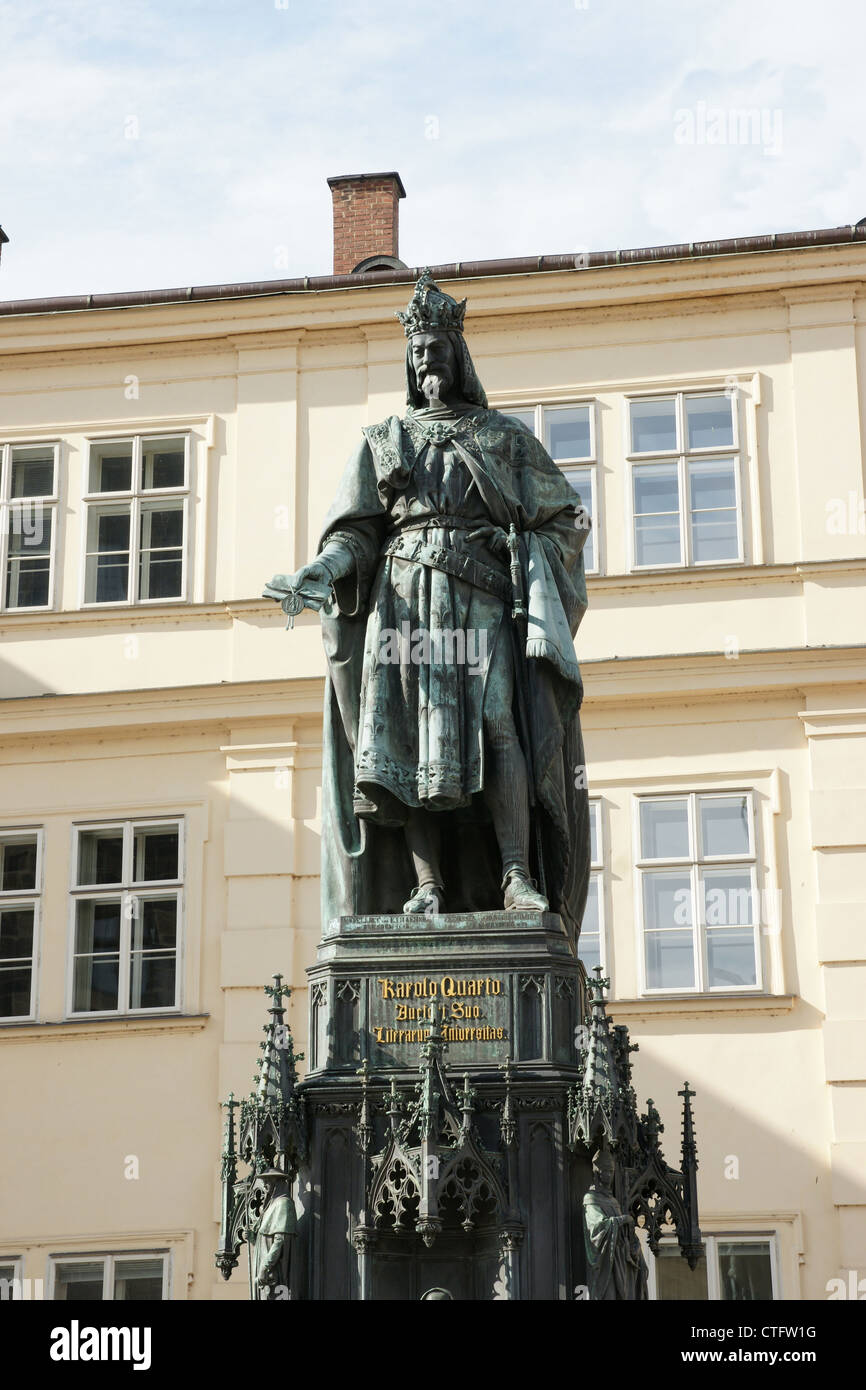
[266,270,591,943]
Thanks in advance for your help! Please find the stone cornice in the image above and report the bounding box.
[608,993,797,1020]
[1,244,865,359]
[0,1012,210,1043]
[0,557,863,636]
[1,643,864,745]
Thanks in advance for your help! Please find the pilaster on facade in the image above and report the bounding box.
[800,702,866,1277]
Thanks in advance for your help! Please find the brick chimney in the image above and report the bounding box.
[327,172,407,275]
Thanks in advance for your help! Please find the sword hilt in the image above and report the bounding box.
[507,524,526,623]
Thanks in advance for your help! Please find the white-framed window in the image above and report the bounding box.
[505,403,598,573]
[649,1233,779,1300]
[636,792,761,994]
[627,390,742,569]
[49,1252,169,1301]
[82,433,189,605]
[0,442,58,610]
[578,800,605,979]
[68,819,183,1016]
[0,1257,23,1300]
[0,828,42,1020]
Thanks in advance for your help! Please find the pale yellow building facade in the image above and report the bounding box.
[0,224,864,1301]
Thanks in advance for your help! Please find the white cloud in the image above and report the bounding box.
[0,0,863,298]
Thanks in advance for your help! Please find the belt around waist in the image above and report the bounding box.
[382,534,511,604]
[395,515,478,531]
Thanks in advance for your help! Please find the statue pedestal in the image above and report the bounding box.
[308,911,583,1074]
[217,920,701,1302]
[294,910,592,1300]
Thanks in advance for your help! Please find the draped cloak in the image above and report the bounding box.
[582,1186,649,1301]
[316,338,591,948]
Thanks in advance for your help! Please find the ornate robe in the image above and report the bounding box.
[318,401,590,942]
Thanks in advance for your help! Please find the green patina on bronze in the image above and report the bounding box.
[215,273,703,1300]
[266,269,591,937]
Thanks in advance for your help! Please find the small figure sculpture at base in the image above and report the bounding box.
[582,1146,648,1301]
[252,1169,296,1301]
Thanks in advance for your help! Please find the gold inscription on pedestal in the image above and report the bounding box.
[377,975,502,999]
[371,975,506,1046]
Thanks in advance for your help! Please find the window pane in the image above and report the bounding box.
[75,898,122,954]
[95,510,131,550]
[78,829,124,885]
[138,503,183,600]
[707,929,757,987]
[691,509,739,564]
[630,398,677,453]
[702,869,754,926]
[686,394,734,450]
[1,837,37,892]
[635,517,680,566]
[0,906,34,959]
[546,405,591,460]
[645,929,695,989]
[73,953,120,1012]
[506,410,536,434]
[0,964,32,1016]
[718,1241,773,1300]
[689,458,737,511]
[634,464,680,566]
[578,933,601,978]
[563,467,594,570]
[634,463,679,515]
[133,896,178,951]
[114,1258,164,1300]
[54,1262,105,1300]
[6,509,52,607]
[690,459,739,563]
[142,437,185,490]
[655,1244,708,1300]
[89,441,133,493]
[133,826,179,882]
[10,445,55,498]
[588,803,599,864]
[640,800,689,859]
[700,796,750,857]
[85,507,131,603]
[635,516,680,567]
[582,877,599,934]
[643,872,692,931]
[129,952,176,1010]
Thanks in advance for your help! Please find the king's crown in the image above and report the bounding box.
[397,269,467,338]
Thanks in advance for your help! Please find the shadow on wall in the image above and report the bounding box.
[0,654,55,700]
[621,1000,852,1300]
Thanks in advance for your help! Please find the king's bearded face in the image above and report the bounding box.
[410,330,458,403]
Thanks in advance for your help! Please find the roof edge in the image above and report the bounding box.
[0,223,864,319]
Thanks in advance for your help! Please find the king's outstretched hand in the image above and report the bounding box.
[264,562,335,626]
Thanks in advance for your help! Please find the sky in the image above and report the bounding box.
[0,0,863,300]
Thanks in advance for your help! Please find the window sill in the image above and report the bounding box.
[607,993,795,1020]
[0,1012,210,1042]
[586,555,866,594]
